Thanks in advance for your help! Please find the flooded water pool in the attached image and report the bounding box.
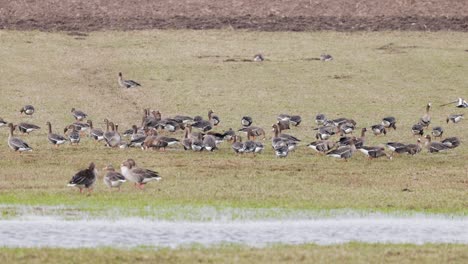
[1,215,467,248]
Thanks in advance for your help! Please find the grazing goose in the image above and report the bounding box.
[192,118,213,132]
[231,135,244,154]
[191,136,204,151]
[238,126,266,140]
[203,135,218,151]
[46,121,67,147]
[341,128,366,148]
[103,165,126,191]
[223,128,236,141]
[241,116,253,127]
[253,54,264,62]
[315,125,336,140]
[425,135,449,153]
[308,140,336,154]
[339,121,355,135]
[157,136,180,147]
[242,140,264,155]
[118,72,141,88]
[277,114,291,122]
[70,122,90,134]
[359,146,391,160]
[419,103,432,127]
[371,124,386,136]
[411,123,424,136]
[327,138,356,161]
[277,120,290,131]
[67,162,97,194]
[0,118,7,127]
[320,54,333,61]
[142,130,168,151]
[87,120,104,141]
[386,142,407,156]
[71,108,87,121]
[20,105,35,116]
[206,131,226,144]
[129,125,146,148]
[64,125,80,145]
[120,159,161,189]
[446,114,464,124]
[441,137,460,149]
[406,139,422,155]
[315,114,327,125]
[382,116,397,130]
[17,122,40,135]
[7,123,32,152]
[431,126,444,139]
[332,118,356,127]
[290,115,302,126]
[274,143,290,158]
[159,119,181,133]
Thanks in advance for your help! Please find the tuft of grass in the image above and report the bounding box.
[0,30,467,214]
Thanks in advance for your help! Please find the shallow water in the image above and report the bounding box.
[1,215,467,248]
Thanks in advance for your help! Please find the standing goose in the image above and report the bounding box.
[425,135,449,153]
[231,135,244,154]
[446,114,464,124]
[241,139,264,155]
[411,123,424,136]
[308,140,336,154]
[120,159,161,189]
[315,114,327,125]
[118,72,141,88]
[20,105,35,116]
[238,126,265,140]
[241,116,253,127]
[273,124,301,142]
[182,126,193,150]
[103,165,126,191]
[326,138,356,161]
[46,121,67,147]
[104,122,121,148]
[203,134,218,151]
[71,108,88,121]
[386,142,407,156]
[67,162,97,194]
[441,137,460,149]
[16,122,41,135]
[371,124,386,136]
[87,120,104,141]
[142,130,168,151]
[129,125,146,148]
[359,146,392,160]
[431,126,444,139]
[70,122,90,134]
[419,103,432,127]
[0,118,7,127]
[64,125,81,145]
[7,123,32,152]
[382,117,397,130]
[406,139,422,155]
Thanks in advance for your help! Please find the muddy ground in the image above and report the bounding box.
[0,0,467,31]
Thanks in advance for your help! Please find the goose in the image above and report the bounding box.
[20,105,35,116]
[16,122,40,134]
[274,142,289,158]
[411,123,424,136]
[71,108,87,121]
[207,110,220,126]
[159,119,181,132]
[143,111,162,129]
[371,124,386,136]
[67,162,97,194]
[182,126,194,150]
[272,124,300,143]
[308,140,336,154]
[0,118,7,127]
[104,121,121,148]
[406,139,422,155]
[320,54,333,61]
[87,120,104,141]
[128,125,146,148]
[315,125,336,140]
[419,103,431,127]
[192,119,212,132]
[103,165,126,191]
[359,146,392,160]
[223,128,236,141]
[242,140,264,155]
[441,137,460,149]
[253,54,264,62]
[339,128,366,148]
[118,72,141,88]
[122,128,134,137]
[277,120,290,131]
[315,114,327,125]
[7,123,32,152]
[241,116,253,127]
[142,130,168,151]
[431,126,444,139]
[332,118,356,127]
[290,115,302,126]
[203,134,217,151]
[238,126,266,140]
[326,138,356,161]
[446,114,464,124]
[193,115,203,122]
[70,122,90,134]
[440,98,468,108]
[231,135,244,154]
[382,116,397,130]
[191,136,204,151]
[185,124,205,141]
[206,131,227,144]
[120,159,161,189]
[386,142,407,156]
[277,114,290,122]
[339,121,355,135]
[425,135,449,153]
[64,125,81,145]
[46,121,67,147]
[172,115,193,124]
[157,136,180,147]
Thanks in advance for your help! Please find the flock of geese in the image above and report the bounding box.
[1,74,466,192]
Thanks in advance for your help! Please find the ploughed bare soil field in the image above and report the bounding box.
[1,0,468,31]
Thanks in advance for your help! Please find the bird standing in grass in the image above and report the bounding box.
[118,72,141,88]
[120,159,161,189]
[7,123,32,153]
[20,105,35,116]
[103,165,126,191]
[71,108,88,121]
[68,162,97,194]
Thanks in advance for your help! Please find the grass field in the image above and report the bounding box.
[0,30,467,216]
[1,243,468,264]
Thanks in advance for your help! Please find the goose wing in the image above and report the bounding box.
[10,137,32,150]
